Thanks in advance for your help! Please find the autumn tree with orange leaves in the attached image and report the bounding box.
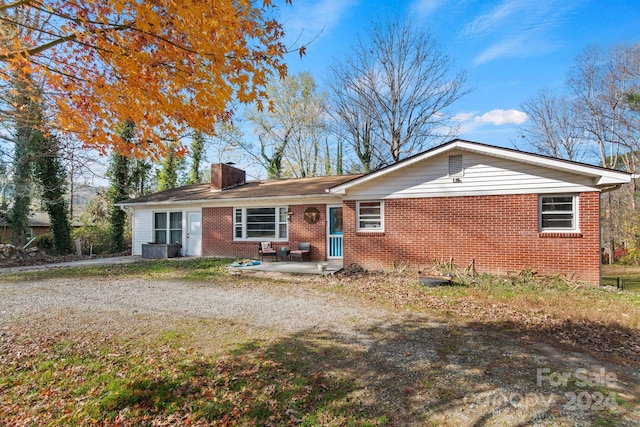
[0,0,296,159]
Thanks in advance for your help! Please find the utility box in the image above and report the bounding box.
[142,243,181,259]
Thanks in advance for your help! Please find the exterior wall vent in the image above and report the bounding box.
[449,155,464,177]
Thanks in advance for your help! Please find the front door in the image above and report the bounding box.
[187,211,202,256]
[327,206,343,258]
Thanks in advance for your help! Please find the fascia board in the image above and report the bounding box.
[458,142,631,185]
[116,193,342,208]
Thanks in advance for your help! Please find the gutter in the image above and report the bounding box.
[600,184,622,193]
[115,193,343,208]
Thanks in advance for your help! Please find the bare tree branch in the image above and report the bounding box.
[328,17,468,171]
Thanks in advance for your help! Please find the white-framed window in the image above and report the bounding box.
[539,195,578,231]
[234,207,288,240]
[357,201,383,231]
[154,211,183,244]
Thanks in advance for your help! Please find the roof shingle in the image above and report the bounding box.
[118,174,361,205]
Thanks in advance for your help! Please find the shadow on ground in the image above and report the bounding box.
[2,314,637,426]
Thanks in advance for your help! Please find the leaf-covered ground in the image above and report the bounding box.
[314,268,640,368]
[0,259,638,426]
[1,316,386,426]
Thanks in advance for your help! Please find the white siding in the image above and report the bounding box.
[343,151,599,200]
[132,209,153,256]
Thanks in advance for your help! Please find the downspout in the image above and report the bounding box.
[597,179,632,284]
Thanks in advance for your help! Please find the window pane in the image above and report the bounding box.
[169,230,182,244]
[279,223,287,239]
[359,219,381,229]
[155,230,167,244]
[541,196,574,229]
[234,209,243,239]
[360,203,380,216]
[358,202,382,230]
[154,212,167,229]
[170,212,182,229]
[247,230,275,238]
[542,196,573,212]
[154,213,167,243]
[542,214,573,229]
[247,224,275,238]
[246,208,275,238]
[246,208,275,223]
[330,208,343,234]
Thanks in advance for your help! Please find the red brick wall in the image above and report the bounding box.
[202,207,256,258]
[210,163,246,191]
[0,226,50,244]
[288,204,327,260]
[201,204,327,260]
[343,192,601,285]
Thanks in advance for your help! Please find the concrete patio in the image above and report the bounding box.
[1,256,344,276]
[229,259,343,275]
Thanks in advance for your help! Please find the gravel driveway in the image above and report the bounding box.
[1,275,638,426]
[0,277,393,334]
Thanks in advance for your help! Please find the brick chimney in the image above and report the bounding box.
[210,163,246,191]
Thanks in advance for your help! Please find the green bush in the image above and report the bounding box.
[33,233,55,253]
[71,225,112,255]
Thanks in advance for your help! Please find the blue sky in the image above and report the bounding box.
[277,0,639,151]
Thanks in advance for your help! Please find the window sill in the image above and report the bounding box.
[356,231,385,237]
[538,232,583,238]
[233,239,289,243]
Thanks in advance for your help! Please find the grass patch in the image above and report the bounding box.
[316,268,640,367]
[0,320,387,426]
[0,257,231,282]
[1,264,637,425]
[428,277,639,326]
[602,264,640,291]
[328,270,640,331]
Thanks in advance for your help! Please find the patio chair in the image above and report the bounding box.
[258,242,277,262]
[290,242,311,262]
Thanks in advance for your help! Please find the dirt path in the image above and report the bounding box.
[1,276,638,426]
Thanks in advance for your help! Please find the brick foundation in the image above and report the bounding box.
[342,193,601,285]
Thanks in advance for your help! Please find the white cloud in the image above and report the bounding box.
[453,112,475,122]
[474,109,528,125]
[454,109,528,130]
[472,36,526,65]
[461,0,527,38]
[409,0,448,19]
[461,0,586,64]
[450,109,528,142]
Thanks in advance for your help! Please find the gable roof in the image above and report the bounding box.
[329,139,632,194]
[118,174,361,206]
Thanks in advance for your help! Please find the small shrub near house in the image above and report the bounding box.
[72,224,116,255]
[33,233,55,253]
